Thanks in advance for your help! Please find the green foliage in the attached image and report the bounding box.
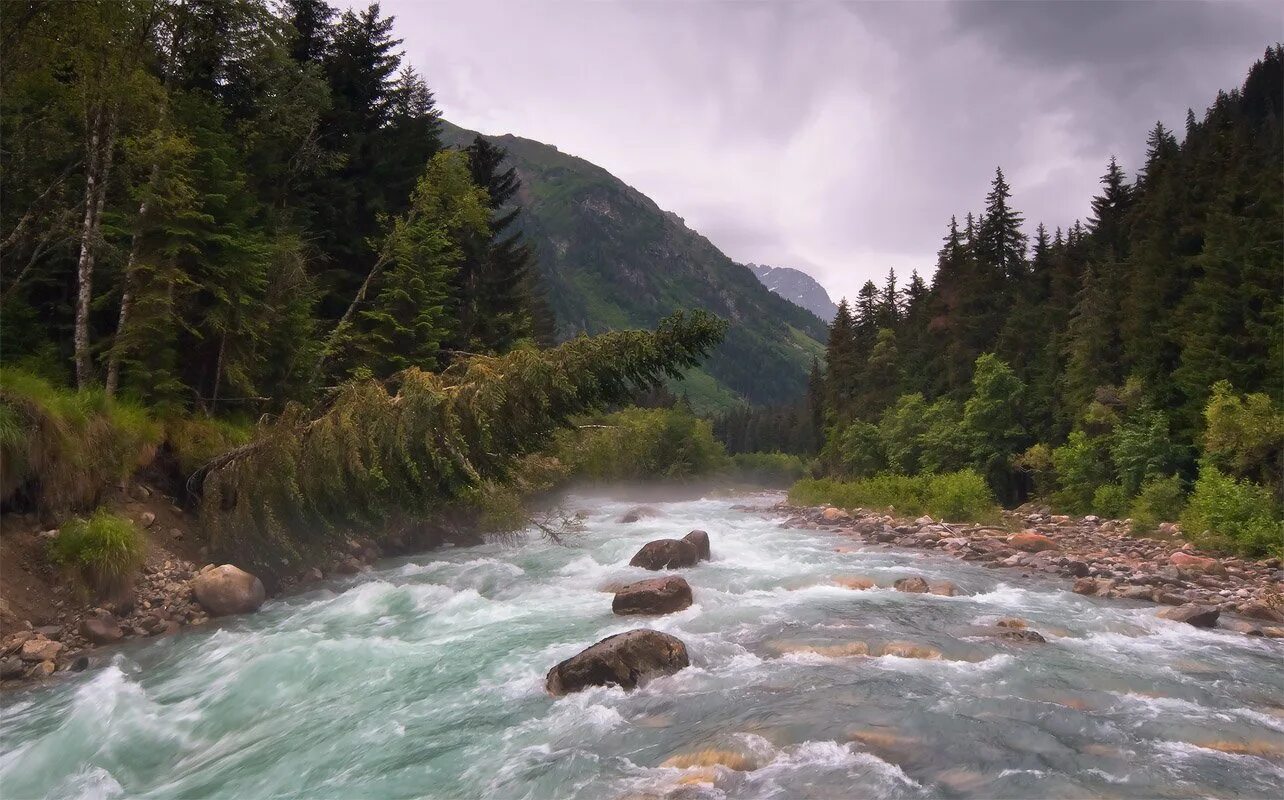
[1014,443,1056,498]
[1050,430,1109,514]
[788,470,998,523]
[557,406,728,481]
[48,510,146,597]
[198,312,726,579]
[1091,484,1130,519]
[1109,409,1181,495]
[726,452,809,486]
[165,416,253,478]
[1180,465,1283,557]
[831,421,884,477]
[0,369,162,513]
[878,393,931,474]
[1130,474,1186,534]
[1200,380,1283,490]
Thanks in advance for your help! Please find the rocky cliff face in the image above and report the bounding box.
[747,263,838,323]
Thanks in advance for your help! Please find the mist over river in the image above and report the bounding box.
[2,491,1283,799]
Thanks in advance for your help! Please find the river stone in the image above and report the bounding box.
[683,530,711,561]
[619,506,659,524]
[1008,531,1059,553]
[999,629,1047,643]
[629,539,700,570]
[0,657,24,679]
[1158,604,1220,628]
[79,611,124,645]
[546,629,689,695]
[929,580,961,597]
[1170,552,1223,574]
[19,638,62,663]
[612,577,693,615]
[892,576,930,593]
[192,565,266,616]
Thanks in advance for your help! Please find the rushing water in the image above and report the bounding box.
[3,492,1284,800]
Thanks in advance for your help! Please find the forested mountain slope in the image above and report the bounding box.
[441,121,826,408]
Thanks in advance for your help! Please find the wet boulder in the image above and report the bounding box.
[79,611,124,645]
[546,629,689,695]
[619,506,659,524]
[192,564,266,616]
[929,580,962,597]
[629,539,700,570]
[1157,604,1220,628]
[683,530,711,561]
[892,576,930,593]
[612,577,694,615]
[998,629,1047,643]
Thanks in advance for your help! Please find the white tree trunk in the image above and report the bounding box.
[73,103,119,389]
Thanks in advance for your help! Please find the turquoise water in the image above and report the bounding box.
[2,492,1283,799]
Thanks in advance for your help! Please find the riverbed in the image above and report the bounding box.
[2,492,1283,799]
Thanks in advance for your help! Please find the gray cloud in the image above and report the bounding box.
[349,0,1278,301]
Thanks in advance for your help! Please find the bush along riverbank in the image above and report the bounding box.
[781,503,1284,638]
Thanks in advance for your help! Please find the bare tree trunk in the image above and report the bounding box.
[73,102,119,389]
[105,192,151,396]
[309,249,392,386]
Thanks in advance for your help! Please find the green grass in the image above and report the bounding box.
[788,470,1000,523]
[1,367,163,512]
[49,509,146,597]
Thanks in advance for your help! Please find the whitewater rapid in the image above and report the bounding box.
[2,491,1282,799]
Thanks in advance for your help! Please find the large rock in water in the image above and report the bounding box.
[546,629,689,695]
[192,565,266,616]
[683,530,711,561]
[612,577,693,615]
[1158,604,1220,628]
[629,539,700,570]
[892,576,930,593]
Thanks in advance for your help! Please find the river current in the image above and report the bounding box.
[2,491,1283,799]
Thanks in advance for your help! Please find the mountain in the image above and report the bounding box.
[747,264,838,322]
[441,120,826,408]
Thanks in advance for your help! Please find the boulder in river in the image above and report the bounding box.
[629,539,700,570]
[683,530,711,561]
[1158,604,1220,628]
[192,564,266,616]
[619,506,659,524]
[998,629,1047,643]
[612,577,694,615]
[929,580,961,597]
[878,641,941,659]
[1008,531,1059,553]
[892,576,930,593]
[546,629,689,695]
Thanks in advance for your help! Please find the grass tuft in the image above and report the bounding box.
[49,509,147,597]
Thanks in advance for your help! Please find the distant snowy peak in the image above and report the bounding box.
[747,263,838,322]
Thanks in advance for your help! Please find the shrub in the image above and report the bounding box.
[1180,465,1283,557]
[1014,443,1055,498]
[727,452,808,485]
[1109,409,1181,495]
[1130,474,1186,534]
[556,406,727,481]
[788,470,998,522]
[48,510,146,597]
[1201,380,1283,489]
[1091,483,1130,519]
[1050,430,1109,514]
[879,393,930,474]
[836,421,884,477]
[925,470,999,523]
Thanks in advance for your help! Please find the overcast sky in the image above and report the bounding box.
[354,0,1280,302]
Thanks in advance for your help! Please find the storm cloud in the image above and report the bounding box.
[356,0,1279,301]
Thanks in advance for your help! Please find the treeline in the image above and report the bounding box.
[2,0,554,413]
[816,49,1282,555]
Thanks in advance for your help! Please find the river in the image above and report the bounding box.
[2,491,1283,799]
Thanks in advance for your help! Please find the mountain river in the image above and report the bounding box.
[2,491,1283,799]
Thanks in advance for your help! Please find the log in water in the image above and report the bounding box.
[2,492,1283,798]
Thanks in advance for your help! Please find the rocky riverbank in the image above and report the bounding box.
[780,504,1284,637]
